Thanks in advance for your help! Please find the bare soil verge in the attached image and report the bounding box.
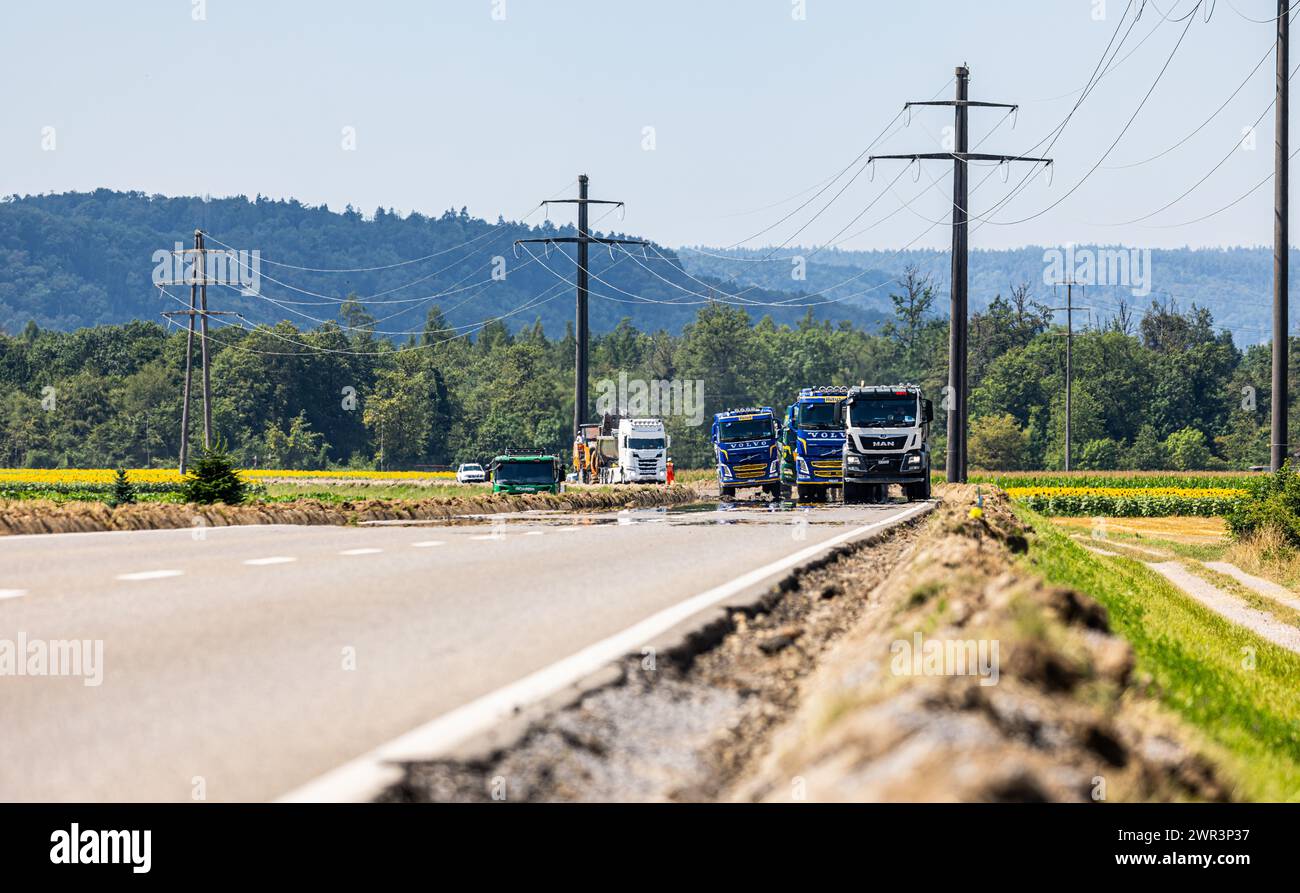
[731,486,1227,802]
[0,484,701,536]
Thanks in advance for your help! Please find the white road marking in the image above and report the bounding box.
[116,570,184,581]
[244,556,298,566]
[339,548,383,556]
[278,501,933,803]
[524,531,544,536]
[0,589,28,600]
[410,541,445,548]
[468,535,502,541]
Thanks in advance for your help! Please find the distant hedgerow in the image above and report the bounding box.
[1226,463,1300,547]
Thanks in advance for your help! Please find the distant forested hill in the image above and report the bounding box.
[0,190,887,338]
[681,244,1291,349]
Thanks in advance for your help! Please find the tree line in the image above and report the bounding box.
[0,269,1284,471]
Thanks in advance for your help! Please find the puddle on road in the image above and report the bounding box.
[374,497,908,531]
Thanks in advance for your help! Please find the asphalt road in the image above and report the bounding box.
[0,500,922,802]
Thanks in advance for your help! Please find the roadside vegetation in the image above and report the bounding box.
[1007,485,1246,517]
[1019,508,1300,801]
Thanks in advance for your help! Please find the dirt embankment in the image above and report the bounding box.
[0,484,701,536]
[388,486,1225,803]
[733,485,1226,803]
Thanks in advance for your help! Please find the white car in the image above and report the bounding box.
[456,462,486,484]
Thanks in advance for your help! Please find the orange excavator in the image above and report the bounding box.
[572,414,619,483]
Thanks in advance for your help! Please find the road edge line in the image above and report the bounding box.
[276,501,934,803]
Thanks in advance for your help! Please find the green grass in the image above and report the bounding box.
[259,482,486,502]
[1019,507,1300,801]
[1096,531,1228,562]
[951,470,1263,491]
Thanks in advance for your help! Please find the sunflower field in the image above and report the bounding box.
[1005,485,1248,517]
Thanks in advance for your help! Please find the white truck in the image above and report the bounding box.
[598,417,669,484]
[841,384,934,504]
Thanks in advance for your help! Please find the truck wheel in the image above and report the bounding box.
[905,479,931,501]
[720,485,736,500]
[843,482,864,505]
[779,483,793,501]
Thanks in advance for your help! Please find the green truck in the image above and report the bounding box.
[489,453,563,495]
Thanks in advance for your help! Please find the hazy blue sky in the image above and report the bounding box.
[1,0,1292,250]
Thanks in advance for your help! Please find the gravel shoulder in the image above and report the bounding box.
[385,486,1227,803]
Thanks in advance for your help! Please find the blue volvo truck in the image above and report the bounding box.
[779,386,850,502]
[711,407,781,499]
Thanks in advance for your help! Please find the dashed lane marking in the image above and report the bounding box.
[339,548,383,556]
[116,570,184,581]
[411,541,446,548]
[244,556,298,566]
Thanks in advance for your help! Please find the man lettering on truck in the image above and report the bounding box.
[841,385,933,505]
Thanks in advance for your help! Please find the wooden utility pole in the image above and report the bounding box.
[160,229,237,472]
[516,175,646,437]
[871,65,1053,482]
[178,238,198,473]
[1273,0,1290,472]
[1049,281,1088,472]
[197,230,213,448]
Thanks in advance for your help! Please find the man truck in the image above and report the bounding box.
[490,452,563,495]
[779,386,850,502]
[841,384,933,504]
[711,407,781,499]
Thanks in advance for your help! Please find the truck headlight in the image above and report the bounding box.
[797,458,809,475]
[904,452,922,467]
[845,455,861,467]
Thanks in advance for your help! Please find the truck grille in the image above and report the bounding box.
[809,459,841,475]
[733,463,768,479]
[859,435,906,451]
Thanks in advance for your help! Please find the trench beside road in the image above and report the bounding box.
[0,500,926,802]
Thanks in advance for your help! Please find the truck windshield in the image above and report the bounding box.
[628,437,665,450]
[495,462,556,485]
[718,418,773,442]
[795,402,840,430]
[848,394,918,428]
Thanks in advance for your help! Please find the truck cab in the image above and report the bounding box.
[841,385,933,504]
[711,407,781,499]
[780,386,850,502]
[606,418,668,484]
[490,453,563,494]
